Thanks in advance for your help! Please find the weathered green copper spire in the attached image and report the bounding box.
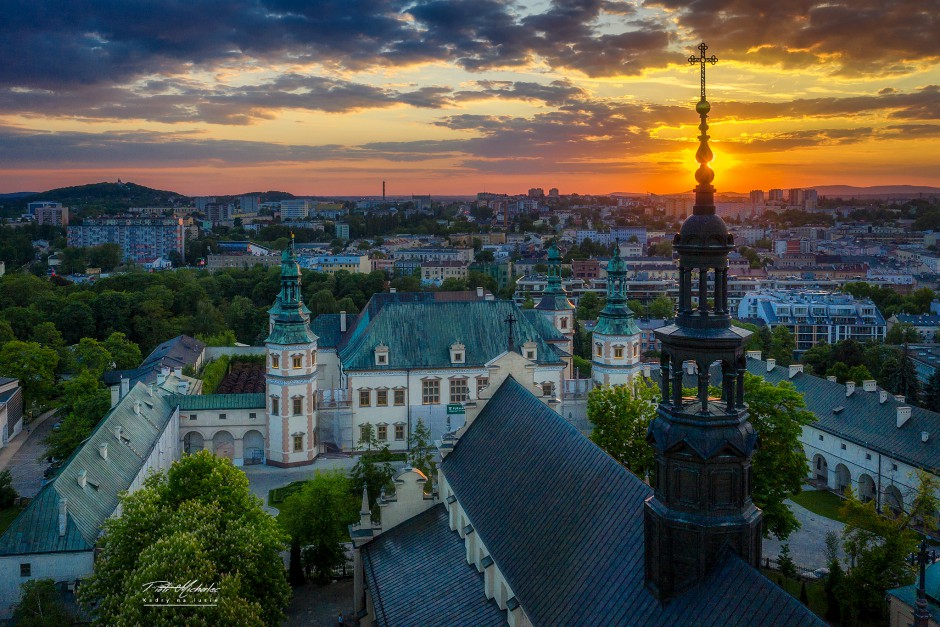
[266,235,317,345]
[536,241,574,312]
[689,42,718,213]
[594,243,639,336]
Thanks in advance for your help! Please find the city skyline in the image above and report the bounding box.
[2,0,939,196]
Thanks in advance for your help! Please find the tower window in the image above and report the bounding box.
[271,355,280,369]
[376,390,388,407]
[20,563,30,577]
[359,390,371,407]
[293,398,302,415]
[614,346,624,359]
[271,398,279,416]
[292,355,302,369]
[542,382,555,397]
[293,435,303,452]
[560,317,568,329]
[394,390,406,406]
[595,343,603,357]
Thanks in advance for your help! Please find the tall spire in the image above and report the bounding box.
[644,43,759,602]
[594,243,639,336]
[535,241,574,312]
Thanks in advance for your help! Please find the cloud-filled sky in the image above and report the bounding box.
[2,0,939,195]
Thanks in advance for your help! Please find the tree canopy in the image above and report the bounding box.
[587,379,659,478]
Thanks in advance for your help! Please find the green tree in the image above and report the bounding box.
[408,418,436,492]
[43,371,111,461]
[68,337,113,377]
[801,342,832,377]
[278,470,358,585]
[522,297,535,309]
[829,361,850,383]
[768,325,795,367]
[0,318,14,345]
[103,332,142,370]
[732,321,763,352]
[350,453,395,522]
[576,291,603,320]
[587,379,659,477]
[744,373,815,539]
[776,543,797,580]
[0,341,59,409]
[87,243,123,271]
[647,295,675,320]
[79,450,290,626]
[54,300,96,345]
[923,369,940,412]
[12,579,74,627]
[884,345,921,403]
[847,364,873,385]
[30,322,65,352]
[886,322,920,345]
[627,299,646,318]
[0,468,17,509]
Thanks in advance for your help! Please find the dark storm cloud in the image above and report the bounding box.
[647,0,940,75]
[454,80,588,106]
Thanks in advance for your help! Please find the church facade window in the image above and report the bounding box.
[394,389,406,406]
[542,382,554,397]
[377,424,388,441]
[292,397,302,416]
[293,434,303,452]
[422,379,440,405]
[376,389,388,407]
[476,377,489,396]
[359,424,371,443]
[359,389,371,407]
[560,316,568,329]
[450,378,469,403]
[394,424,405,440]
[271,397,279,416]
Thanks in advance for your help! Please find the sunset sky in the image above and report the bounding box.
[2,0,939,196]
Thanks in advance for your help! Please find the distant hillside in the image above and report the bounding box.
[0,191,39,200]
[1,181,188,216]
[813,185,940,198]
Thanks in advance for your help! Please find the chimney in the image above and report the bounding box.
[827,375,837,382]
[177,381,187,394]
[148,383,154,397]
[895,394,906,403]
[114,425,123,440]
[863,380,877,392]
[58,498,68,537]
[174,367,183,378]
[923,431,930,443]
[766,358,776,372]
[120,376,130,398]
[746,350,762,360]
[77,470,87,488]
[389,287,397,293]
[642,364,652,378]
[134,401,141,415]
[845,381,855,396]
[340,311,347,333]
[99,443,108,460]
[880,390,889,404]
[788,364,803,379]
[477,286,484,298]
[684,361,696,375]
[158,367,170,385]
[898,406,912,428]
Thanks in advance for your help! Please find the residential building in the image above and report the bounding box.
[27,201,60,216]
[302,254,371,274]
[391,247,474,263]
[571,258,600,280]
[420,260,469,285]
[0,378,23,449]
[35,204,69,227]
[335,223,350,239]
[238,195,260,216]
[888,314,940,343]
[280,199,312,220]
[67,217,185,263]
[737,290,886,354]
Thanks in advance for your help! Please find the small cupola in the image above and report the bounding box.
[374,343,389,366]
[450,342,466,365]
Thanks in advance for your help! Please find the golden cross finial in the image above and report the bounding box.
[688,42,717,102]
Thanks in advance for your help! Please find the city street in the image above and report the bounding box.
[0,409,58,498]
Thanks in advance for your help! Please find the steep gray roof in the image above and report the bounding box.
[438,376,820,626]
[0,383,176,555]
[361,505,503,627]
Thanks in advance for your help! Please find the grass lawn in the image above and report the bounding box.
[0,505,23,535]
[790,489,848,523]
[761,568,827,619]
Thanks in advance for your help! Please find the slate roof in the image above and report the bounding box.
[896,313,940,326]
[0,377,16,387]
[361,505,504,627]
[437,376,820,626]
[174,393,265,410]
[310,313,344,348]
[0,383,176,555]
[103,335,205,387]
[339,300,565,370]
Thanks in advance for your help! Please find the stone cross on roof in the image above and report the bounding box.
[688,42,717,101]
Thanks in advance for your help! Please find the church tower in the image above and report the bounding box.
[535,242,575,374]
[644,43,760,601]
[265,237,319,467]
[591,245,642,386]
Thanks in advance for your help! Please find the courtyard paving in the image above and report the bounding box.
[762,491,846,571]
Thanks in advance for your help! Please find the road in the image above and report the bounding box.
[0,409,58,498]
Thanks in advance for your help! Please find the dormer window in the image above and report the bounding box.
[541,382,555,397]
[375,343,389,367]
[450,342,466,365]
[523,341,537,361]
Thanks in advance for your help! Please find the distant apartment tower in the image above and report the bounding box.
[205,203,232,224]
[548,188,559,198]
[788,188,805,207]
[767,188,785,202]
[27,201,61,216]
[280,199,312,220]
[239,195,260,215]
[35,204,69,227]
[195,197,217,213]
[335,223,350,239]
[663,195,693,219]
[737,290,886,355]
[748,190,765,209]
[67,217,185,263]
[803,189,818,210]
[528,188,545,199]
